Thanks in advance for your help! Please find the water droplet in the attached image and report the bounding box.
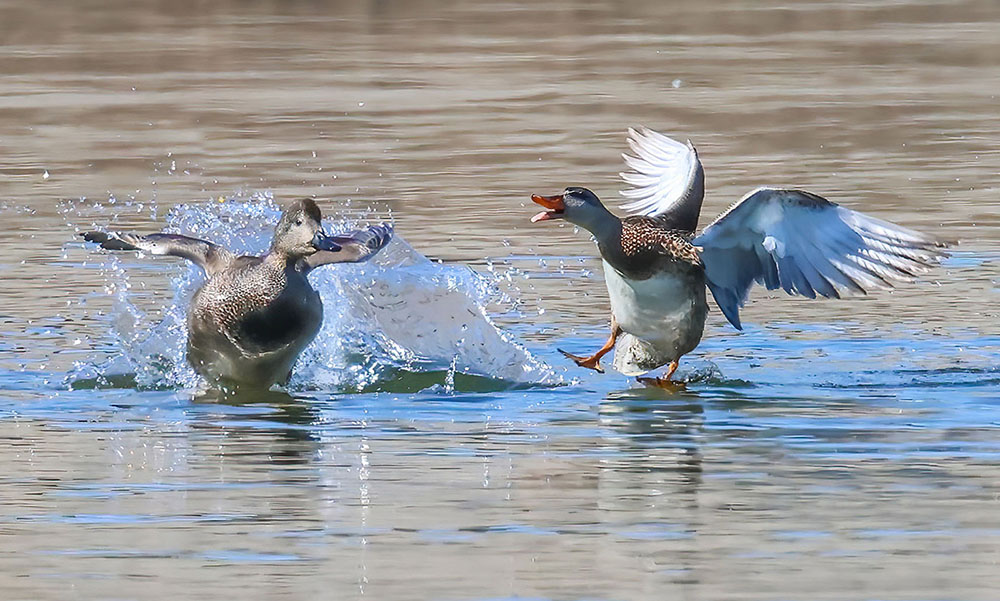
[672,79,682,88]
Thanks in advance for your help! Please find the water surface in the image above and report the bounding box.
[1,0,999,599]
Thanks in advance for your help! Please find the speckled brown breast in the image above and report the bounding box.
[188,256,321,355]
[190,257,283,334]
[600,215,703,280]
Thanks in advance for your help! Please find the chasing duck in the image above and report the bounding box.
[530,127,946,389]
[81,198,392,388]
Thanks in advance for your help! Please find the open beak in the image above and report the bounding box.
[312,230,342,252]
[530,193,565,223]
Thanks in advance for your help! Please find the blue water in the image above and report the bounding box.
[1,195,998,601]
[3,0,1000,597]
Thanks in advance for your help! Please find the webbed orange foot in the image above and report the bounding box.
[558,348,605,373]
[636,376,687,392]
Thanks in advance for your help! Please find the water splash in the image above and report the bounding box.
[70,193,557,392]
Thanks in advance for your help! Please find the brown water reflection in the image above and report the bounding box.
[1,0,999,599]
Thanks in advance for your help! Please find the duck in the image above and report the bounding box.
[530,127,946,389]
[81,198,393,388]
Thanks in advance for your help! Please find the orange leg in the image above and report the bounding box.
[558,316,621,374]
[664,360,679,381]
[637,359,687,391]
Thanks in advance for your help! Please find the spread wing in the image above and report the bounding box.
[302,223,393,270]
[619,127,705,231]
[692,188,947,330]
[81,231,235,276]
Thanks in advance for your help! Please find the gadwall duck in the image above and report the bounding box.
[530,127,945,389]
[82,198,392,388]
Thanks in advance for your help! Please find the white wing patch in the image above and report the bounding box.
[619,127,702,218]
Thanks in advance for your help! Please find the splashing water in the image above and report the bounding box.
[70,193,557,392]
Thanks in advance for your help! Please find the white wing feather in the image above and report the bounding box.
[619,127,702,217]
[693,188,946,330]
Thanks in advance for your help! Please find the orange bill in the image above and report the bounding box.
[530,193,565,222]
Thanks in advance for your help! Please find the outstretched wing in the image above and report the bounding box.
[302,223,393,270]
[692,188,946,330]
[619,127,705,231]
[80,231,235,276]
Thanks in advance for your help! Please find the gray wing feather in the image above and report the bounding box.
[81,231,234,275]
[303,223,393,270]
[692,188,946,330]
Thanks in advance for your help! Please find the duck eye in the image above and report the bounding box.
[295,219,303,226]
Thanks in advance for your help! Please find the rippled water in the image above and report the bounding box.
[2,0,999,599]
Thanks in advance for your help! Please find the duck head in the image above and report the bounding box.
[531,187,617,236]
[270,198,342,257]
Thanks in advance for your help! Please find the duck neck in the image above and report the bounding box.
[263,251,292,273]
[574,205,622,253]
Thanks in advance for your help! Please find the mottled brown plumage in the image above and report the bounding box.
[82,199,393,388]
[601,215,703,280]
[620,217,698,259]
[601,215,702,268]
[185,252,324,387]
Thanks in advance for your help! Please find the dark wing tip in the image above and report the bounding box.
[81,231,109,243]
[367,222,393,248]
[80,231,138,251]
[706,282,744,330]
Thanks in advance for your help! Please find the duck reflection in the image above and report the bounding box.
[598,387,704,488]
[592,387,706,584]
[192,387,322,465]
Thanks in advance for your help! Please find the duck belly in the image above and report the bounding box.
[186,327,318,387]
[602,260,707,376]
[186,285,323,387]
